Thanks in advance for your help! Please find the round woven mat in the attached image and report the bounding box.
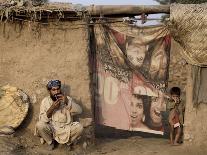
[0,85,29,128]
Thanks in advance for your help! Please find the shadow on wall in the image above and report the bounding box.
[17,97,33,131]
[62,84,93,118]
[61,84,71,96]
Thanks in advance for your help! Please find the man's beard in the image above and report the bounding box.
[50,94,57,101]
[50,92,61,101]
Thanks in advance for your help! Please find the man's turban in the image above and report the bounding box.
[47,80,61,90]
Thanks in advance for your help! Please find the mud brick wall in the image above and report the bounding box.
[168,39,188,96]
[0,21,92,132]
[169,39,207,146]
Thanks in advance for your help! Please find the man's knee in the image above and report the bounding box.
[77,123,84,134]
[36,121,49,131]
[71,123,83,136]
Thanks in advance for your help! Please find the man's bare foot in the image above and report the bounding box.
[40,138,45,144]
[47,141,55,150]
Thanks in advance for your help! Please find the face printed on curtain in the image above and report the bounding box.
[130,95,144,127]
[149,41,168,82]
[94,24,170,135]
[126,37,148,68]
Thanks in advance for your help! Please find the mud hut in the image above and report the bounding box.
[0,1,207,154]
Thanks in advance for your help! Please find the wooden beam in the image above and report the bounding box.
[0,4,170,20]
[86,5,170,17]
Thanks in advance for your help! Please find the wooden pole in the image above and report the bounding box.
[184,64,193,143]
[0,4,170,20]
[86,5,170,17]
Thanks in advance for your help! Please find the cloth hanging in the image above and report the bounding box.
[94,22,170,134]
[192,66,207,106]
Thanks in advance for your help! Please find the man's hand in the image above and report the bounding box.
[46,99,61,118]
[46,94,69,118]
[52,99,61,109]
[56,94,68,105]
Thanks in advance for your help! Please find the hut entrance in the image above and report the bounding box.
[90,22,172,137]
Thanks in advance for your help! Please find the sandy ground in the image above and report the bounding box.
[1,128,207,155]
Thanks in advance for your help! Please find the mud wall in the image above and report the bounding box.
[169,39,207,146]
[0,21,92,132]
[168,39,188,96]
[183,65,207,146]
[0,0,6,3]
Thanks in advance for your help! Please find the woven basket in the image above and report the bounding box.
[0,85,29,129]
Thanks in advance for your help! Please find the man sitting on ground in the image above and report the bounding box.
[35,80,83,150]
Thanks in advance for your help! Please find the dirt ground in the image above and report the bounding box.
[1,127,207,155]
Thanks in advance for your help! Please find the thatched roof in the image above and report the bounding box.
[0,2,86,21]
[170,3,207,66]
[0,1,170,21]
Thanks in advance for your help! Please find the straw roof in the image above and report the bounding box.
[169,3,207,66]
[0,2,85,21]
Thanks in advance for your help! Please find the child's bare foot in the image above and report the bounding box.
[168,141,173,145]
[173,142,180,146]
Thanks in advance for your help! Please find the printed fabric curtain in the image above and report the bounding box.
[93,22,171,134]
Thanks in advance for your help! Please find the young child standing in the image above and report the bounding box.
[167,87,185,145]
